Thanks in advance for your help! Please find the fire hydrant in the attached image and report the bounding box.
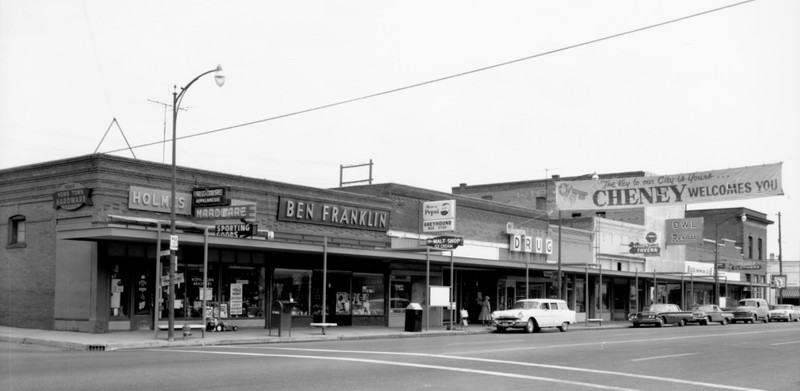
[182,323,192,340]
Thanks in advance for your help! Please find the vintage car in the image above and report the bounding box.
[769,304,800,322]
[730,298,770,324]
[492,299,576,333]
[687,304,733,325]
[629,304,691,327]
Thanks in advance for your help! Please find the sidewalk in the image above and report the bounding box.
[0,321,630,352]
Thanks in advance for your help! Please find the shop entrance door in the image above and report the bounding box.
[328,272,352,326]
[130,268,154,331]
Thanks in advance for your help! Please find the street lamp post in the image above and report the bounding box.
[713,213,746,307]
[167,65,225,341]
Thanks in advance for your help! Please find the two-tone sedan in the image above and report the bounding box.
[769,304,800,322]
[686,304,733,325]
[629,304,689,327]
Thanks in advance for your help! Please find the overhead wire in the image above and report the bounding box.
[101,0,757,156]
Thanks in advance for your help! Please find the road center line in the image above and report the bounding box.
[631,352,700,362]
[771,340,800,346]
[151,349,639,391]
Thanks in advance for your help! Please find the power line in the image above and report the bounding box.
[102,0,757,156]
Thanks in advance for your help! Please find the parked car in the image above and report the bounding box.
[629,304,691,327]
[730,298,770,324]
[687,304,733,325]
[492,299,576,333]
[769,304,800,322]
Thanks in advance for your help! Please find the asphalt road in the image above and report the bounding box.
[3,322,799,391]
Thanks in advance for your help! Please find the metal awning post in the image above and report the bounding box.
[585,264,589,327]
[201,226,208,338]
[154,221,162,339]
[426,247,430,332]
[322,237,328,324]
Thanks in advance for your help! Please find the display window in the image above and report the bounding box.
[273,269,312,316]
[222,265,265,318]
[352,273,384,316]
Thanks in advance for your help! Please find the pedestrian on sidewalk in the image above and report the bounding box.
[479,296,492,326]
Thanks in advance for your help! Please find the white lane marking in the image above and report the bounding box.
[150,349,639,391]
[447,339,525,346]
[771,340,800,346]
[213,346,765,391]
[453,327,796,355]
[631,352,700,362]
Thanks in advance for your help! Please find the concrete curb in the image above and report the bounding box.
[1,323,630,352]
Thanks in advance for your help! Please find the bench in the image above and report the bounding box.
[309,322,337,335]
[587,318,603,326]
[157,323,206,338]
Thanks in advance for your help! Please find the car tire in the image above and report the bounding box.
[558,322,569,332]
[720,318,728,325]
[763,316,769,324]
[496,326,506,333]
[700,318,708,326]
[633,323,640,328]
[656,318,664,327]
[679,319,686,327]
[525,319,536,334]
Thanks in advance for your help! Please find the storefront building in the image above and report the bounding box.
[453,172,773,317]
[2,154,575,333]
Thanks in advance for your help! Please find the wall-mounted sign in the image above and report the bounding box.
[665,217,704,245]
[53,183,93,210]
[730,264,761,271]
[129,186,191,215]
[215,223,257,238]
[277,196,389,231]
[192,186,231,207]
[422,200,456,233]
[509,235,553,254]
[555,163,783,211]
[425,235,463,250]
[194,202,256,220]
[628,242,660,256]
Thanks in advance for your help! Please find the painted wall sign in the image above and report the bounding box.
[53,183,93,210]
[665,217,704,245]
[277,196,389,231]
[555,163,783,210]
[192,186,231,207]
[128,186,191,215]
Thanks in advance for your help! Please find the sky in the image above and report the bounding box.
[1,1,798,262]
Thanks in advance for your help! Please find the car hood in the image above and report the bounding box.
[492,309,524,318]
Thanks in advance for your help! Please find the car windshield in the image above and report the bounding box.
[643,304,671,312]
[737,300,758,307]
[772,305,792,310]
[691,305,714,312]
[512,301,538,310]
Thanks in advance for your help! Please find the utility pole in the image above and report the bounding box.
[778,212,783,304]
[148,99,189,164]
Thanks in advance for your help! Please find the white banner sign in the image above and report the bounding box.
[555,163,783,211]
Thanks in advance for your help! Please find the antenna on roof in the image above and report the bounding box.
[148,99,190,163]
[94,118,137,159]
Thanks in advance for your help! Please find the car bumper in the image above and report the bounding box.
[631,318,662,326]
[770,314,791,321]
[494,319,526,328]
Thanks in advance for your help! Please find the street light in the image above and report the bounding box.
[167,65,225,341]
[713,212,746,307]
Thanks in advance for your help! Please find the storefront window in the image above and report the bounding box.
[575,278,585,313]
[352,273,384,316]
[222,265,265,318]
[186,264,216,318]
[273,269,312,316]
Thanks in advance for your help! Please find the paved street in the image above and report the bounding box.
[3,322,799,390]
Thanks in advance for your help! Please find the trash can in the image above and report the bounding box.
[404,303,423,332]
[270,300,296,337]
